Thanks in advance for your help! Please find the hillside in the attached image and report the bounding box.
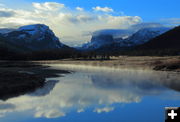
[0,24,75,60]
[0,24,67,51]
[138,26,180,49]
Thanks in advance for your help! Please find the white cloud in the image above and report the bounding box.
[160,18,180,25]
[0,8,39,28]
[102,15,142,28]
[76,7,84,11]
[93,6,114,12]
[0,2,142,46]
[94,107,114,113]
[35,110,65,118]
[32,2,65,11]
[77,108,84,113]
[0,9,15,17]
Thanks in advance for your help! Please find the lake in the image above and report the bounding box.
[0,64,180,122]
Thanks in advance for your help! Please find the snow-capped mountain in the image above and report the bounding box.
[81,27,171,50]
[0,24,67,51]
[138,26,180,49]
[115,27,171,47]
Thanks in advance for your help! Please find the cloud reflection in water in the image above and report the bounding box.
[0,65,179,119]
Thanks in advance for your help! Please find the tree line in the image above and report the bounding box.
[0,46,179,61]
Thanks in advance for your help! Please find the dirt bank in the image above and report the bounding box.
[0,61,70,100]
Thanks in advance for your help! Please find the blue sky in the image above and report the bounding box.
[0,0,179,45]
[3,0,180,22]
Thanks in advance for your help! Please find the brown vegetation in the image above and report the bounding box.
[153,59,180,71]
[34,56,180,72]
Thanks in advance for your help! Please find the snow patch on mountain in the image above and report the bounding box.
[81,26,171,50]
[0,24,67,51]
[123,27,171,46]
[18,24,53,36]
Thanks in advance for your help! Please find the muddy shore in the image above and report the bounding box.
[0,61,70,100]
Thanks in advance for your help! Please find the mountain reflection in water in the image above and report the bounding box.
[0,64,179,121]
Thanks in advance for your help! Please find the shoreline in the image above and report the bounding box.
[34,56,180,72]
[0,56,179,100]
[0,62,70,100]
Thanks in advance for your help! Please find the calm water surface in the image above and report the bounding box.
[0,64,180,122]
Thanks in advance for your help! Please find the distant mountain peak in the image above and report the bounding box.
[17,24,58,40]
[19,24,48,30]
[81,26,171,50]
[0,24,68,51]
[138,25,180,49]
[124,27,171,45]
[18,24,51,35]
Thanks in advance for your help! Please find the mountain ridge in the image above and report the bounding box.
[81,26,171,51]
[138,26,180,49]
[0,24,69,51]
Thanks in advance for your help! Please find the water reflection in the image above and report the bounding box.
[0,65,179,120]
[29,80,59,96]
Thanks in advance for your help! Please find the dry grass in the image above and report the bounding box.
[153,58,180,71]
[33,56,180,71]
